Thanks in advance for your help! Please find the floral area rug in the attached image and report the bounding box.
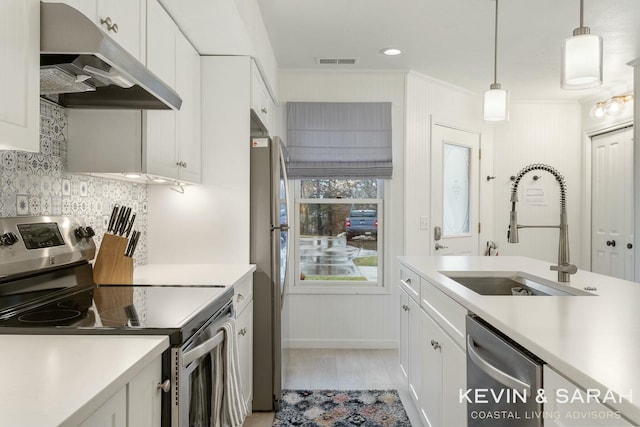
[272,389,412,427]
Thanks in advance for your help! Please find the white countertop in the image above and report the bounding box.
[1,263,254,427]
[133,263,255,286]
[0,335,168,427]
[399,255,640,424]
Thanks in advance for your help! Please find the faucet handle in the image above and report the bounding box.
[550,263,578,274]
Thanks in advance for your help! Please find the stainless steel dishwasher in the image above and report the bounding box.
[466,315,544,426]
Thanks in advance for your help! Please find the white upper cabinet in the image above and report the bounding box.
[0,0,40,152]
[41,0,146,62]
[146,0,176,87]
[250,59,273,135]
[66,0,201,184]
[145,0,201,183]
[96,0,147,62]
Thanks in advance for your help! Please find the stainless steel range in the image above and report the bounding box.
[0,216,235,427]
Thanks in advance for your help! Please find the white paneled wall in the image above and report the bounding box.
[492,102,584,267]
[404,72,491,256]
[279,70,405,348]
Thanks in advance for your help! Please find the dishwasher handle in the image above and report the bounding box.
[467,335,531,397]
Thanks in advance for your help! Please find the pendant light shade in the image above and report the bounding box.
[561,0,602,89]
[484,83,509,122]
[483,0,509,123]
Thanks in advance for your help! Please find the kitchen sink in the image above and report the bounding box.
[442,272,594,296]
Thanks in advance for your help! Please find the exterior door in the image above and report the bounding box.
[430,123,480,255]
[591,126,634,280]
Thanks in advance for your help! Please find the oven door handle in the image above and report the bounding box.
[182,329,225,367]
[467,335,531,397]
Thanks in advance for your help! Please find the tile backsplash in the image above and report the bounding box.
[0,100,148,265]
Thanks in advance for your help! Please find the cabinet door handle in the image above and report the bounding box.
[606,240,616,247]
[100,17,118,33]
[236,293,245,302]
[405,278,412,284]
[175,161,188,168]
[238,327,248,336]
[430,339,441,350]
[261,107,268,114]
[157,379,171,393]
[402,304,409,311]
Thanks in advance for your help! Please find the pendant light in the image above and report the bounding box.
[561,0,602,89]
[483,0,509,123]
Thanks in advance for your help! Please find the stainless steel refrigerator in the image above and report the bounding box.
[250,135,290,411]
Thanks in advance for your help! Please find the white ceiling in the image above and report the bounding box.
[255,0,640,102]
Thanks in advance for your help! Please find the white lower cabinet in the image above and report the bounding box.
[79,355,163,427]
[236,299,254,411]
[399,263,467,427]
[418,305,467,427]
[543,366,634,427]
[408,296,423,406]
[399,288,409,381]
[128,356,163,427]
[79,386,127,427]
[234,275,254,412]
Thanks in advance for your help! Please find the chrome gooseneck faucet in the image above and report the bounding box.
[508,163,577,282]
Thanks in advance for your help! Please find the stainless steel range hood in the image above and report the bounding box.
[40,3,182,110]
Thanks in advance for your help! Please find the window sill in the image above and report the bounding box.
[287,283,390,295]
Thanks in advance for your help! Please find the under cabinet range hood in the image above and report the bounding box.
[40,3,182,110]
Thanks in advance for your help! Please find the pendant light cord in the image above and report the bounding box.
[493,0,499,85]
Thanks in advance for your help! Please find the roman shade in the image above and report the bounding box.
[286,102,393,178]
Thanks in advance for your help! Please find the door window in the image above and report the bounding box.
[443,142,471,236]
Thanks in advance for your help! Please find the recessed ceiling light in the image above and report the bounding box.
[380,48,402,56]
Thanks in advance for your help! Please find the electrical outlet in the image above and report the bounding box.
[420,216,429,230]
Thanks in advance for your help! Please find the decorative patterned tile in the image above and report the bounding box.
[62,178,71,196]
[29,195,41,215]
[1,151,17,170]
[41,196,52,215]
[16,195,29,216]
[0,99,149,264]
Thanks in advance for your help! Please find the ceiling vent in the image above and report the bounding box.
[315,58,359,65]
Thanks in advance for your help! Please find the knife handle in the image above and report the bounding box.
[124,213,136,238]
[113,206,126,234]
[107,205,119,233]
[120,207,131,235]
[129,230,141,257]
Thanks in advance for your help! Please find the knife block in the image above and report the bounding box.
[93,234,134,285]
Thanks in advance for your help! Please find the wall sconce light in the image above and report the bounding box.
[561,0,602,90]
[483,0,509,123]
[589,94,634,119]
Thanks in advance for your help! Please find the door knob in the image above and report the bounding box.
[435,242,448,251]
[628,243,633,249]
[606,240,616,247]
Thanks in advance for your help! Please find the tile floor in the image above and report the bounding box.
[243,348,421,427]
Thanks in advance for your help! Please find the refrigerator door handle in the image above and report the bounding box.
[271,224,289,231]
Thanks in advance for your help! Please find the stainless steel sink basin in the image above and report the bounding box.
[443,272,594,296]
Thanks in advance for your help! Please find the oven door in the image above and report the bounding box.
[171,304,232,427]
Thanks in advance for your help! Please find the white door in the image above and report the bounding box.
[591,126,634,280]
[430,123,480,255]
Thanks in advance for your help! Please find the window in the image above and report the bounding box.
[293,179,384,292]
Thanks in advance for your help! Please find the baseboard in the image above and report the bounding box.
[285,339,398,349]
